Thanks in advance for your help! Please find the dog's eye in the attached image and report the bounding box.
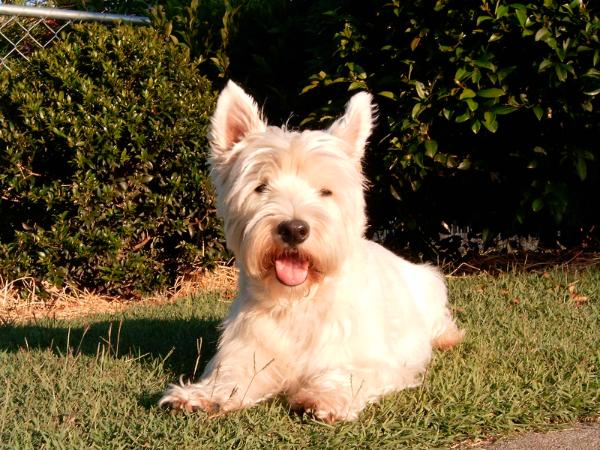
[255,183,268,193]
[319,188,333,197]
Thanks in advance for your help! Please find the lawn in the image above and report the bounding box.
[1,267,599,449]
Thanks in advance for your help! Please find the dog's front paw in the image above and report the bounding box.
[159,383,219,413]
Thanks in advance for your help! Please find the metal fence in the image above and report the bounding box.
[0,4,149,71]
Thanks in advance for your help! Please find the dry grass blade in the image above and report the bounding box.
[0,265,238,323]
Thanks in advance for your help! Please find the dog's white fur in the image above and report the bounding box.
[159,81,464,422]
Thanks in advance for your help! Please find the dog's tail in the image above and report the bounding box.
[432,321,465,351]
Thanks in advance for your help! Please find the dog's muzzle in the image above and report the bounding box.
[274,219,310,286]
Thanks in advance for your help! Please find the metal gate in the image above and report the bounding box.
[0,4,149,71]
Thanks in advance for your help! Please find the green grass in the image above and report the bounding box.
[1,268,599,449]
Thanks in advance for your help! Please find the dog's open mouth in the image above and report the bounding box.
[274,251,309,287]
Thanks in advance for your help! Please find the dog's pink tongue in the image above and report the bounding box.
[275,255,309,286]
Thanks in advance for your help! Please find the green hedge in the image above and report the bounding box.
[298,0,600,253]
[155,0,600,256]
[0,24,222,296]
[1,1,597,295]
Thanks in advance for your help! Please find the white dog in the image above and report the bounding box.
[159,81,464,422]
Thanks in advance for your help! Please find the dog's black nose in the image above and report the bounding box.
[277,219,310,245]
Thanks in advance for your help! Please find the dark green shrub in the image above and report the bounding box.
[298,0,600,253]
[148,0,600,258]
[0,23,223,296]
[148,0,240,83]
[147,0,336,118]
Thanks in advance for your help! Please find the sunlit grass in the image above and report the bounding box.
[1,268,598,449]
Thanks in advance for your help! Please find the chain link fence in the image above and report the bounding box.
[0,4,149,71]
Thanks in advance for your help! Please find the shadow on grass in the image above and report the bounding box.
[0,317,221,377]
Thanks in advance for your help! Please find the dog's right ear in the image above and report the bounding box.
[209,81,267,158]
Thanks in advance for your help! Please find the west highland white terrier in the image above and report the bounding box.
[159,81,464,422]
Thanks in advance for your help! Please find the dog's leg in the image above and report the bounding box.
[287,369,392,423]
[159,348,282,414]
[432,319,465,350]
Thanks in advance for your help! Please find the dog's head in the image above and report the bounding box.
[209,81,374,293]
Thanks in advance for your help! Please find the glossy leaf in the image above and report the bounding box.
[424,139,438,157]
[459,88,477,99]
[478,88,505,98]
[532,198,544,212]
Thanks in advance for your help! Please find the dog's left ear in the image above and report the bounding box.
[328,91,374,162]
[210,81,267,159]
